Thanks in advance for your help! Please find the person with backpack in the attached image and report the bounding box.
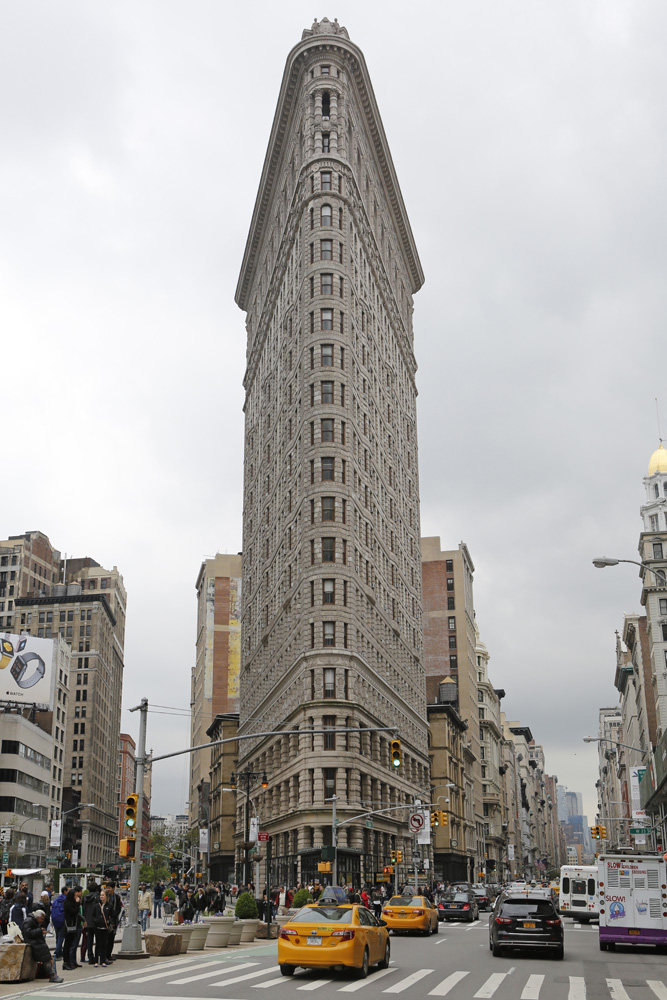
[51,886,67,960]
[8,892,28,934]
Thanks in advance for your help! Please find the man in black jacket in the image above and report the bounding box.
[22,910,63,983]
[82,881,101,966]
[105,883,123,961]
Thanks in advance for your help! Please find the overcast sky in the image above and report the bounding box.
[3,1,666,824]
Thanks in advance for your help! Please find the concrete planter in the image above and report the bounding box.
[202,915,233,948]
[227,920,244,945]
[238,918,260,942]
[188,922,211,951]
[162,922,195,953]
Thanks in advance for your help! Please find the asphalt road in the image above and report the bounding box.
[9,917,667,1000]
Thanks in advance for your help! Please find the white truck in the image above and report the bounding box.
[598,853,667,951]
[559,864,599,922]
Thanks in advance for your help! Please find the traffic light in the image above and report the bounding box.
[119,837,136,859]
[591,825,599,839]
[600,826,607,839]
[390,849,397,864]
[431,811,440,827]
[396,850,403,863]
[317,862,332,873]
[125,793,139,829]
[390,739,402,768]
[441,811,448,826]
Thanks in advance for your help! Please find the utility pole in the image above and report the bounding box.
[120,698,149,957]
[326,795,338,885]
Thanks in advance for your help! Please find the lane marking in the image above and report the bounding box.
[210,968,286,987]
[132,961,254,983]
[648,983,667,1000]
[384,969,434,993]
[170,962,257,985]
[607,981,631,1000]
[435,937,448,944]
[474,973,508,998]
[338,968,397,992]
[297,978,335,990]
[521,974,544,999]
[93,956,202,981]
[428,971,470,996]
[254,977,291,988]
[568,977,586,1000]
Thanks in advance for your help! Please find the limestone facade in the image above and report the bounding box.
[235,18,429,884]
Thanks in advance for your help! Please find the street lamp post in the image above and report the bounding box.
[230,768,268,888]
[583,737,657,850]
[592,557,666,585]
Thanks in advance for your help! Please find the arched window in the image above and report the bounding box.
[321,203,332,226]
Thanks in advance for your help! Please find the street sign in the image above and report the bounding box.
[0,828,11,844]
[409,812,425,833]
[2,852,9,864]
[71,849,79,865]
[365,820,373,829]
[46,857,59,865]
[258,832,269,842]
[630,827,651,834]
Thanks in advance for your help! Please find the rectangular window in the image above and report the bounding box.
[446,559,454,572]
[321,457,335,480]
[446,577,454,591]
[321,274,333,296]
[321,308,333,330]
[447,597,455,610]
[321,343,334,365]
[660,599,667,615]
[662,624,667,642]
[340,383,345,406]
[653,542,664,559]
[323,767,336,797]
[341,459,346,483]
[321,171,332,191]
[321,239,333,260]
[343,622,348,648]
[322,538,336,562]
[321,381,334,403]
[323,715,336,749]
[342,539,347,564]
[322,497,335,521]
[448,635,457,649]
[448,616,456,630]
[322,133,330,153]
[324,668,335,698]
[323,622,335,646]
[323,579,335,604]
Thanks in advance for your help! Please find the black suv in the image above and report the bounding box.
[489,892,564,959]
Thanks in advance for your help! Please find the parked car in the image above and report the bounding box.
[438,889,479,923]
[489,891,564,959]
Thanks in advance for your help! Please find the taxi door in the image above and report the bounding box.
[358,907,381,961]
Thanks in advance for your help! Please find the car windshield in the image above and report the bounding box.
[500,900,555,917]
[290,906,352,923]
[473,888,487,895]
[443,892,469,902]
[389,896,422,907]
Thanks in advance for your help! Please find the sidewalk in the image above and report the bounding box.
[0,936,271,999]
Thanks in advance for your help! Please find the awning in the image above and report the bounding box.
[4,868,50,876]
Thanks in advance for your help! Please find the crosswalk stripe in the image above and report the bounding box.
[607,980,632,1000]
[254,977,291,988]
[647,983,667,1000]
[475,973,508,998]
[568,977,586,1000]
[94,956,201,981]
[429,971,470,996]
[132,960,250,983]
[521,974,544,999]
[338,968,397,991]
[171,962,257,984]
[210,967,285,987]
[384,969,434,993]
[297,978,335,990]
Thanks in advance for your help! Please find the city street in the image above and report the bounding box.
[7,917,667,1000]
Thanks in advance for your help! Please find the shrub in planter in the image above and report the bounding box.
[235,892,259,919]
[291,888,313,909]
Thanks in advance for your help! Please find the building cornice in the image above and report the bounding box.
[236,31,423,311]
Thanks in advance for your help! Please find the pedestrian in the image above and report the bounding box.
[19,881,33,911]
[179,889,195,923]
[62,886,83,971]
[51,886,67,960]
[37,890,52,928]
[82,880,101,966]
[8,892,28,934]
[21,910,63,983]
[0,887,15,937]
[91,889,110,967]
[153,879,164,920]
[105,883,122,961]
[138,884,152,932]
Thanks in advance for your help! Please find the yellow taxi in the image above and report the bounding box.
[278,902,390,978]
[382,894,439,935]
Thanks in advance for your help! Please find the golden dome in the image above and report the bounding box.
[649,444,667,476]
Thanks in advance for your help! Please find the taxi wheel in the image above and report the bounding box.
[357,947,370,978]
[280,965,295,977]
[378,940,390,969]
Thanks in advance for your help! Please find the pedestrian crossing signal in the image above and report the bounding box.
[119,837,136,859]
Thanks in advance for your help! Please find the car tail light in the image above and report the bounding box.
[495,917,512,925]
[383,908,393,915]
[412,909,425,916]
[462,905,470,910]
[279,928,298,939]
[546,918,561,926]
[331,929,355,941]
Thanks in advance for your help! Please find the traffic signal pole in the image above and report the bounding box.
[120,698,149,957]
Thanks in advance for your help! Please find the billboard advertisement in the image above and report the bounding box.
[0,632,56,709]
